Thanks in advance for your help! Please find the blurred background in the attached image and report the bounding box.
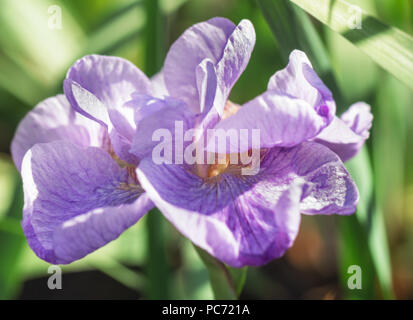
[0,0,412,300]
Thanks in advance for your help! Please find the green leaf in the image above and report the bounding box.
[338,213,375,299]
[374,0,413,31]
[0,0,147,104]
[145,208,170,299]
[257,0,328,71]
[171,239,213,299]
[288,0,413,92]
[346,147,394,299]
[373,75,409,225]
[143,0,171,300]
[143,0,164,76]
[83,2,146,56]
[160,0,189,14]
[86,259,145,292]
[194,245,247,300]
[0,158,25,299]
[370,74,410,298]
[325,23,379,101]
[0,0,85,104]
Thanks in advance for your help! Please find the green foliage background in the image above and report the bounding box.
[0,0,413,299]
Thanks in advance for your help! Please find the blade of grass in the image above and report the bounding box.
[84,2,146,56]
[143,0,170,299]
[86,259,145,292]
[0,0,148,104]
[145,208,170,299]
[342,147,378,299]
[325,15,379,102]
[51,1,148,97]
[373,75,409,230]
[90,0,144,32]
[0,0,84,103]
[374,0,413,31]
[370,74,411,298]
[172,238,214,299]
[0,55,49,106]
[0,161,25,299]
[346,147,394,299]
[288,0,413,92]
[143,0,164,75]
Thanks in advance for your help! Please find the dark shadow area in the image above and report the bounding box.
[18,270,141,300]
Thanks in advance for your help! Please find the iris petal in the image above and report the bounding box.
[21,140,152,264]
[137,142,358,267]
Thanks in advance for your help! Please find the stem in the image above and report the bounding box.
[194,245,247,300]
[144,0,164,76]
[143,0,169,299]
[146,209,170,299]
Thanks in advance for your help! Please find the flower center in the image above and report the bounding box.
[105,137,142,190]
[194,149,266,180]
[207,155,231,178]
[222,100,241,119]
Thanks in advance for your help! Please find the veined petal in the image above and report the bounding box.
[137,159,302,267]
[314,102,373,161]
[64,55,152,132]
[109,129,140,165]
[268,50,335,124]
[64,80,136,164]
[341,102,372,137]
[215,19,255,110]
[129,95,196,160]
[64,79,110,127]
[209,50,337,153]
[195,59,222,139]
[137,142,358,267]
[62,54,156,164]
[21,140,152,264]
[66,54,152,111]
[151,71,169,98]
[163,17,234,112]
[52,194,152,264]
[209,92,327,153]
[163,18,255,113]
[196,59,219,116]
[11,95,104,171]
[295,142,359,215]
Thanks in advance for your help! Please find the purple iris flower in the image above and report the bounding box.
[11,17,372,267]
[134,18,372,267]
[11,56,159,264]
